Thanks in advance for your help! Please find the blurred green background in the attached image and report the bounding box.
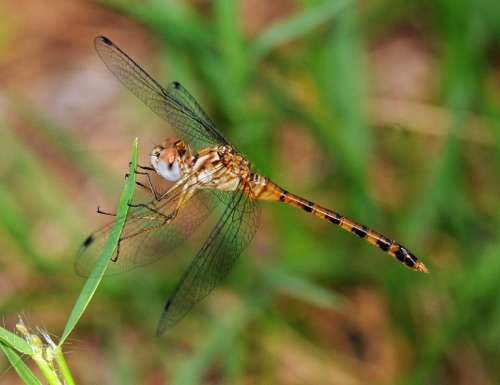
[1,0,500,384]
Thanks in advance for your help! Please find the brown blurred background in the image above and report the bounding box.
[1,0,499,384]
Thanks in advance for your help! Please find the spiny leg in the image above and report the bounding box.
[94,199,180,263]
[133,165,168,201]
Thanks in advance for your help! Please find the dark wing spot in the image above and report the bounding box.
[99,36,113,46]
[82,234,95,248]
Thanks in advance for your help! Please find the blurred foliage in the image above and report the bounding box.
[0,0,499,384]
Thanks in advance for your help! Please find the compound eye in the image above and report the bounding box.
[156,157,181,181]
[150,146,161,171]
[150,146,182,181]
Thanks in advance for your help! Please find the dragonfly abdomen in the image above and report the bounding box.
[251,176,429,273]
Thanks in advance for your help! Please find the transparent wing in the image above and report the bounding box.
[94,36,230,152]
[156,186,260,335]
[75,180,218,277]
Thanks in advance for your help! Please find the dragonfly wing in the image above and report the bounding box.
[164,82,231,149]
[94,36,228,150]
[74,185,217,277]
[156,187,260,335]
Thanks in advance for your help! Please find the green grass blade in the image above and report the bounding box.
[58,138,138,347]
[266,267,344,310]
[0,326,32,355]
[250,0,351,60]
[0,342,42,385]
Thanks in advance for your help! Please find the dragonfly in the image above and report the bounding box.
[76,36,429,336]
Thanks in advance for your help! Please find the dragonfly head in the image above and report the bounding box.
[150,137,183,181]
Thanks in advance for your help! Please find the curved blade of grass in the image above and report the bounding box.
[0,326,32,355]
[250,0,351,60]
[266,267,344,310]
[58,138,138,347]
[0,342,43,385]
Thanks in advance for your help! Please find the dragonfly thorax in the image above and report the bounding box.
[190,144,252,192]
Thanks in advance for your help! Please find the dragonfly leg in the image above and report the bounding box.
[111,240,121,262]
[133,165,167,201]
[109,205,180,264]
[127,201,179,222]
[97,206,117,217]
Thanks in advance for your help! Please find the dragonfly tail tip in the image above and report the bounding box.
[416,261,430,274]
